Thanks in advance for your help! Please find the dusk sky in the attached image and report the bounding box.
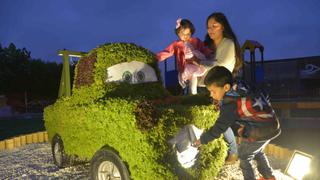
[1,0,320,63]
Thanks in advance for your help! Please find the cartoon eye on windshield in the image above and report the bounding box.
[135,71,145,83]
[106,61,158,84]
[122,71,133,83]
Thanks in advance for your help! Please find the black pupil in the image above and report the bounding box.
[123,71,132,82]
[137,71,145,82]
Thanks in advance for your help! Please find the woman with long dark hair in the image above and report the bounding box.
[204,12,243,77]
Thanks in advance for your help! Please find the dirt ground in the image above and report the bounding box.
[0,142,290,180]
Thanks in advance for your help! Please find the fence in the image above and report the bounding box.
[0,131,48,150]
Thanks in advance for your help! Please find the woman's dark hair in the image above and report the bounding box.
[175,19,195,36]
[204,66,233,87]
[204,12,243,76]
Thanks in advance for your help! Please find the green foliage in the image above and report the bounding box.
[0,43,30,94]
[0,43,61,99]
[147,103,227,179]
[93,42,161,86]
[70,43,165,103]
[74,52,96,88]
[45,98,175,179]
[45,97,226,179]
[179,94,212,106]
[44,42,227,179]
[72,42,161,91]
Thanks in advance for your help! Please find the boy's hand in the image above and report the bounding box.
[192,139,202,148]
[211,99,220,111]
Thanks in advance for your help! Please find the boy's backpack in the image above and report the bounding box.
[237,90,273,123]
[232,80,281,141]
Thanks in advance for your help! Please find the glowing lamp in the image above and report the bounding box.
[58,50,87,58]
[285,150,313,180]
[58,53,82,58]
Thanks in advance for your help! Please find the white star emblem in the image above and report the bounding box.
[239,86,248,92]
[252,97,265,110]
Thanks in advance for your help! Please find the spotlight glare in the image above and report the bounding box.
[285,150,313,180]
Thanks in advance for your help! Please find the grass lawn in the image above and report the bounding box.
[0,114,45,140]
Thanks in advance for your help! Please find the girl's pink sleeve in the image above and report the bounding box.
[156,42,176,61]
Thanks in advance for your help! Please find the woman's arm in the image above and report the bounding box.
[187,38,212,63]
[196,38,213,57]
[215,39,236,73]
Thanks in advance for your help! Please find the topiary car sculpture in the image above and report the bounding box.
[44,43,227,180]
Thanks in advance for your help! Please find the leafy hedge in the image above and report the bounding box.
[74,52,96,88]
[44,43,227,179]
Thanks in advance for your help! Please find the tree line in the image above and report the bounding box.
[0,43,63,110]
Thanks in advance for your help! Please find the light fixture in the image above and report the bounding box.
[285,150,313,180]
[58,50,87,58]
[58,53,82,58]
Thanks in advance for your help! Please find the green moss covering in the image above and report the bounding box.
[44,43,227,179]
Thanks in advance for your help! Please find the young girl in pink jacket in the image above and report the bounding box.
[156,18,212,94]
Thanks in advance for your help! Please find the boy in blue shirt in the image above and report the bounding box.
[193,66,280,180]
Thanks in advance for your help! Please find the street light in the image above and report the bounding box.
[58,53,83,58]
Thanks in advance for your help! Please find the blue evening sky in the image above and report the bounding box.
[1,0,319,62]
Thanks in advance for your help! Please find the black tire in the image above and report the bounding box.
[90,148,130,180]
[51,134,70,168]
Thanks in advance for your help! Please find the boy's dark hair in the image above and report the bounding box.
[204,66,233,87]
[175,19,195,36]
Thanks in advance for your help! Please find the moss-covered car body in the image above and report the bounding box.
[44,43,227,179]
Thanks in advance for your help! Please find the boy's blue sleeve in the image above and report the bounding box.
[200,102,238,144]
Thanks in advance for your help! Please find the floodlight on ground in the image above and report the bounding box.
[285,150,313,180]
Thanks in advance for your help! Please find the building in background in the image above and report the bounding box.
[244,56,320,100]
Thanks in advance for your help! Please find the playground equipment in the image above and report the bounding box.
[241,40,265,85]
[57,49,87,97]
[163,57,181,95]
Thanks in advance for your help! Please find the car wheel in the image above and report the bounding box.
[51,135,70,168]
[90,148,130,180]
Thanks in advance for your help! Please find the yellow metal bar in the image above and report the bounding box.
[57,49,87,97]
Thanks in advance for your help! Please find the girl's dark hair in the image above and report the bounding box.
[204,12,243,77]
[175,19,195,36]
[204,66,233,87]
